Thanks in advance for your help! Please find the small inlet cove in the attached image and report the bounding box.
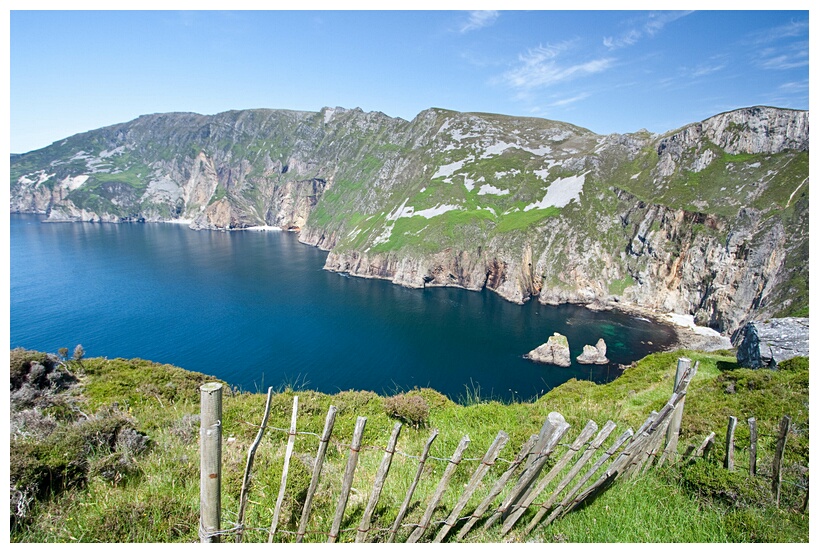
[10,214,677,403]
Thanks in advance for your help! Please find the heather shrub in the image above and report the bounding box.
[383,393,430,428]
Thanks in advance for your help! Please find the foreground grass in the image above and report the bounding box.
[9,349,809,542]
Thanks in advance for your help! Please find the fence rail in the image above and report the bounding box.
[196,357,801,543]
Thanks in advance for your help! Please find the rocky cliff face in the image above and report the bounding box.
[10,105,808,334]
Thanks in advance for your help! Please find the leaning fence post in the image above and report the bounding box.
[455,434,538,541]
[664,357,691,462]
[328,416,367,543]
[748,417,758,477]
[434,430,509,543]
[296,405,338,543]
[388,429,439,543]
[199,382,223,543]
[235,386,274,543]
[268,395,299,542]
[406,435,471,543]
[772,415,791,507]
[356,422,402,543]
[724,416,737,471]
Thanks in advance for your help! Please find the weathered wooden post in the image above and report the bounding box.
[236,386,274,543]
[748,417,758,477]
[407,435,471,543]
[268,395,299,542]
[199,382,223,543]
[328,416,367,543]
[664,357,691,462]
[388,429,439,543]
[772,415,791,507]
[724,416,737,471]
[356,422,402,543]
[296,405,338,543]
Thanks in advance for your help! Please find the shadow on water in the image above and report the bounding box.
[10,214,679,403]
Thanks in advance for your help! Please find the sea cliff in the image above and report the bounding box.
[10,105,808,335]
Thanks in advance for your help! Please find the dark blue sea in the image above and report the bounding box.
[9,214,676,402]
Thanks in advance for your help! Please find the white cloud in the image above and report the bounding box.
[778,80,809,93]
[499,42,614,92]
[748,19,808,45]
[460,10,499,33]
[755,41,809,71]
[548,92,591,107]
[603,10,694,50]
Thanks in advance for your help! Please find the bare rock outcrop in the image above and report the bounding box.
[525,333,571,367]
[577,339,609,365]
[735,317,809,369]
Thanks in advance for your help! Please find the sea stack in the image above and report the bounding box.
[577,338,609,365]
[525,333,571,367]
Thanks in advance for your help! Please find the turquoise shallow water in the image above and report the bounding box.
[9,214,676,402]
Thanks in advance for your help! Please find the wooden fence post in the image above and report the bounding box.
[406,435,471,543]
[199,382,223,543]
[388,428,439,543]
[328,416,367,543]
[455,434,538,541]
[236,386,274,543]
[502,420,599,534]
[695,432,716,461]
[483,412,570,530]
[538,427,633,531]
[296,405,338,543]
[748,417,758,477]
[663,357,691,463]
[268,396,299,542]
[523,420,617,535]
[724,416,737,471]
[356,422,402,543]
[772,415,791,507]
[433,430,509,543]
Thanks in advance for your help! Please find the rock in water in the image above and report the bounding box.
[735,318,809,369]
[577,338,609,365]
[525,333,571,367]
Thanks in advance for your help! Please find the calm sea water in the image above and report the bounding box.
[9,214,676,402]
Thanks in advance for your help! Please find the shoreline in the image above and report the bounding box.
[11,211,738,353]
[581,300,734,353]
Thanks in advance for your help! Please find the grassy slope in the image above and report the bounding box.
[9,349,809,543]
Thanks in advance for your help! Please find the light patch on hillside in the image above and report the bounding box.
[478,184,510,196]
[524,172,587,211]
[631,172,641,180]
[323,108,335,124]
[61,175,89,191]
[385,197,462,222]
[450,128,481,142]
[99,146,125,158]
[371,223,395,247]
[412,204,460,218]
[479,141,513,158]
[518,145,551,156]
[463,177,476,192]
[70,151,91,161]
[18,170,55,186]
[495,169,521,179]
[386,198,411,221]
[432,156,473,180]
[143,176,183,201]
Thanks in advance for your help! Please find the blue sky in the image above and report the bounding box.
[8,6,811,153]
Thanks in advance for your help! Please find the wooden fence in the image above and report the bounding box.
[194,356,796,543]
[708,413,803,510]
